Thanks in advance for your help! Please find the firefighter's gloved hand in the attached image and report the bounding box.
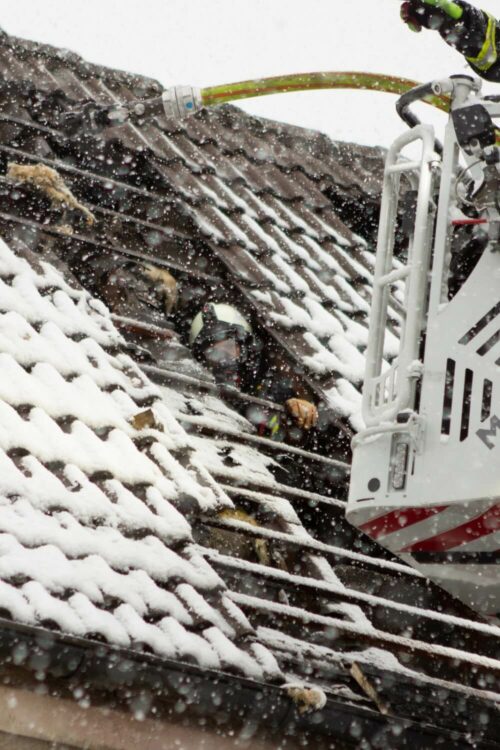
[60,102,129,136]
[401,0,465,33]
[142,265,178,315]
[285,399,318,430]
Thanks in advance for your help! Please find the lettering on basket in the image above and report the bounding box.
[477,414,500,450]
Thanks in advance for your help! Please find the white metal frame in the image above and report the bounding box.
[347,76,500,617]
[362,126,437,426]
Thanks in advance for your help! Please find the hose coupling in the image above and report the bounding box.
[162,86,203,119]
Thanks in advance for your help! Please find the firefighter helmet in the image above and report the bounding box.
[189,303,252,355]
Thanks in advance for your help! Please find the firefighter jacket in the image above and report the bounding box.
[439,1,500,81]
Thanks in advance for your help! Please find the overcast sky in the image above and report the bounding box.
[2,1,500,147]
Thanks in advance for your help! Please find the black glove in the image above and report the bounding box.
[60,101,112,135]
[401,0,495,69]
[60,101,132,136]
[401,0,466,33]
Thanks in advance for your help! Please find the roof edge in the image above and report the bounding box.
[0,618,494,749]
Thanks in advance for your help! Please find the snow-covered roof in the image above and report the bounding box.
[0,29,498,746]
[0,236,282,681]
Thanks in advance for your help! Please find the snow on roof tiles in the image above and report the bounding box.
[0,236,281,681]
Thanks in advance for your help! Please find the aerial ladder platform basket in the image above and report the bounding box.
[347,76,500,618]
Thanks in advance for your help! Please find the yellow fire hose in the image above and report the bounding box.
[195,70,500,145]
[200,71,450,113]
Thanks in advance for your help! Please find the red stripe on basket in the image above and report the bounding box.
[359,506,448,541]
[401,504,500,553]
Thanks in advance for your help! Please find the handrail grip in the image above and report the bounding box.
[352,422,411,448]
[377,266,411,287]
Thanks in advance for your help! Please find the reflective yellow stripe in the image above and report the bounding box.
[268,415,281,437]
[467,14,498,72]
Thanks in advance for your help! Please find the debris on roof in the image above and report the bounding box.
[7,162,95,228]
[284,683,327,715]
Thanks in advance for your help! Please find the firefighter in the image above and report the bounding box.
[401,0,500,81]
[189,302,318,439]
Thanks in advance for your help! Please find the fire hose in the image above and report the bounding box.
[61,70,452,137]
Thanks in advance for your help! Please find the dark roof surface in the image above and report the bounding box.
[0,28,498,748]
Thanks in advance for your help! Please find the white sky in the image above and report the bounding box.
[2,1,500,147]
